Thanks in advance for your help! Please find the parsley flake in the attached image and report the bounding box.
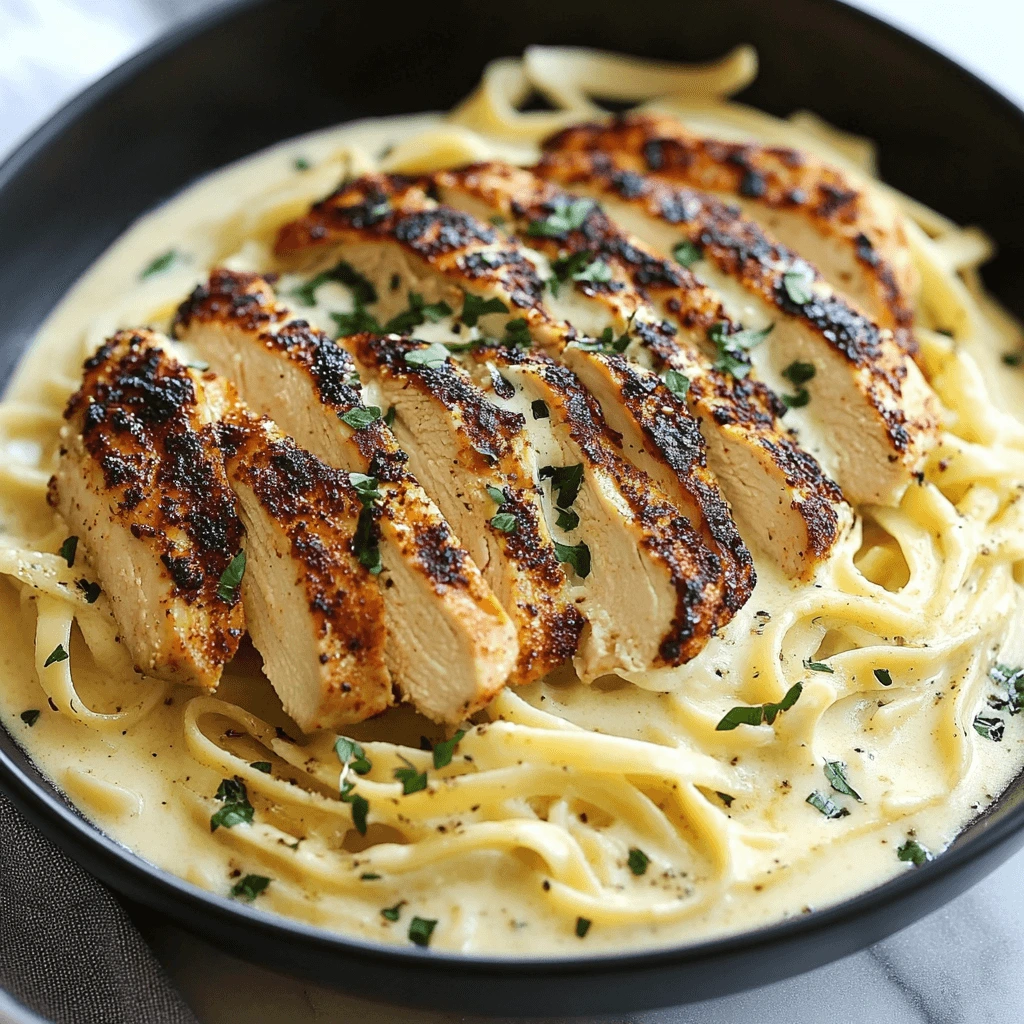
[43,644,69,668]
[341,781,369,834]
[553,540,591,578]
[335,736,372,775]
[293,156,311,171]
[575,916,591,938]
[382,901,405,922]
[990,663,1024,713]
[897,838,932,867]
[532,400,549,419]
[409,916,437,946]
[210,777,255,831]
[627,848,649,875]
[672,240,702,268]
[217,550,246,603]
[707,321,773,378]
[384,406,396,427]
[556,508,580,531]
[361,872,381,881]
[716,791,735,808]
[141,249,179,279]
[331,307,382,337]
[782,267,815,305]
[974,714,1004,741]
[490,512,518,533]
[394,761,428,794]
[20,710,40,727]
[461,292,508,327]
[58,536,78,568]
[1002,352,1024,367]
[716,682,803,731]
[663,368,691,400]
[502,318,532,348]
[349,475,383,574]
[527,198,594,238]
[250,761,272,774]
[75,579,101,603]
[874,668,893,687]
[291,260,377,308]
[824,760,862,800]
[806,790,849,818]
[540,464,584,511]
[803,658,833,673]
[404,343,450,369]
[432,729,466,769]
[383,293,452,334]
[340,406,382,430]
[231,874,271,901]
[486,485,506,506]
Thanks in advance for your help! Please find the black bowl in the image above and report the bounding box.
[2,0,1024,1015]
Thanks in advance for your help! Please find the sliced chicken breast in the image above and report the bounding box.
[542,113,918,353]
[430,163,850,571]
[49,330,244,689]
[219,413,393,731]
[173,270,518,723]
[484,348,727,679]
[528,152,939,506]
[344,332,585,684]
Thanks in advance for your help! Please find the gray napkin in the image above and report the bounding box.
[0,791,199,1024]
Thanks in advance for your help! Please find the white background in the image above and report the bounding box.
[2,2,1024,1022]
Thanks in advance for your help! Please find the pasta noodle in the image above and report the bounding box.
[2,46,1024,955]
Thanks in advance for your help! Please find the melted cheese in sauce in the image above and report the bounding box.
[4,53,1024,955]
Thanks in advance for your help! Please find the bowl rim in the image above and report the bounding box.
[2,0,1024,982]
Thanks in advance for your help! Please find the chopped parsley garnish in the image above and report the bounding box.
[487,484,506,505]
[210,777,255,831]
[897,838,932,867]
[715,682,803,731]
[781,360,816,409]
[460,292,508,327]
[20,710,40,727]
[43,644,69,668]
[331,307,382,337]
[502,318,532,348]
[575,916,591,938]
[432,729,466,769]
[672,239,702,268]
[549,250,596,296]
[335,736,372,775]
[824,760,862,801]
[540,464,584,510]
[627,848,649,876]
[231,874,271,901]
[341,781,369,834]
[663,368,691,400]
[250,761,272,774]
[383,292,452,334]
[361,872,382,881]
[806,790,849,818]
[532,400,549,419]
[576,325,630,354]
[141,249,179,279]
[803,658,833,673]
[782,267,815,305]
[58,536,78,567]
[974,714,1004,741]
[403,343,450,369]
[382,901,405,921]
[394,759,428,794]
[293,156,311,171]
[217,550,247,603]
[556,508,580,531]
[349,474,383,574]
[291,259,377,308]
[340,406,382,430]
[716,791,734,808]
[990,663,1024,713]
[1002,352,1024,367]
[75,579,101,603]
[408,916,437,946]
[553,540,591,578]
[573,257,612,286]
[490,512,518,533]
[527,197,594,238]
[384,405,396,427]
[873,668,893,687]
[707,321,773,378]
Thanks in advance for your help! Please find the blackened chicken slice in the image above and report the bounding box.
[529,151,939,507]
[219,413,394,731]
[173,271,517,723]
[345,333,585,684]
[49,330,244,689]
[485,347,727,681]
[431,163,848,573]
[543,113,918,353]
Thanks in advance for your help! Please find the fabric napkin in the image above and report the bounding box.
[0,790,199,1024]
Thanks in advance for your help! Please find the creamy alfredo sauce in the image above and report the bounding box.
[3,102,1024,956]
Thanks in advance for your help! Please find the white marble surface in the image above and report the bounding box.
[3,1,1024,1021]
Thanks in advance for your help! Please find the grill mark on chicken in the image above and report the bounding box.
[543,113,917,352]
[349,333,586,682]
[50,330,244,687]
[489,347,723,667]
